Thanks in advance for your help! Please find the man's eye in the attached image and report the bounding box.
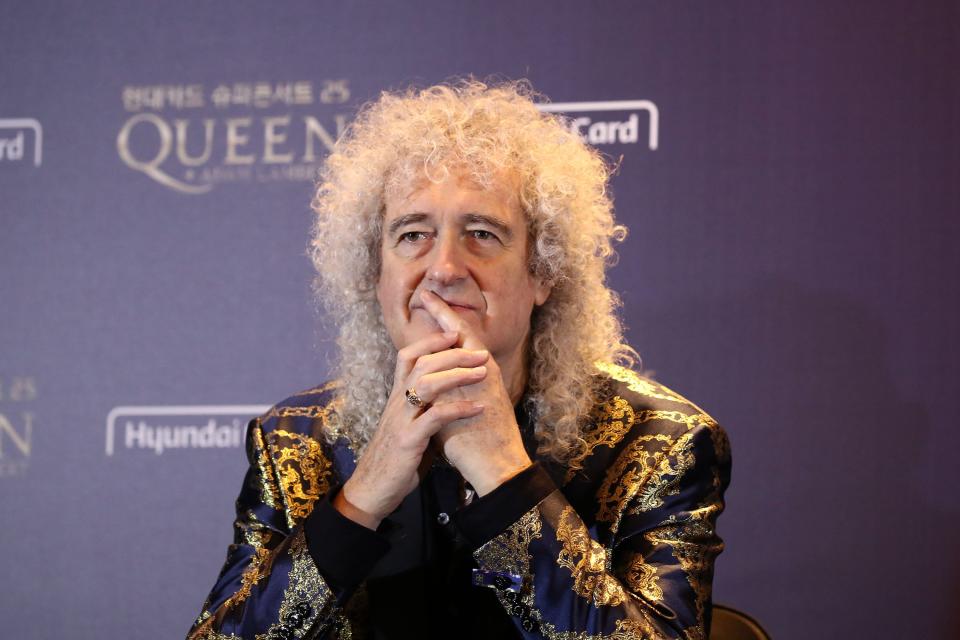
[399,231,429,243]
[469,229,498,242]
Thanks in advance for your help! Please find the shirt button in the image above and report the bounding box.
[437,512,450,525]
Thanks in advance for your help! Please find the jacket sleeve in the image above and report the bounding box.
[460,419,731,640]
[187,417,388,640]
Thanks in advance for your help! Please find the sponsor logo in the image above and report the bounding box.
[538,100,659,149]
[116,79,350,194]
[105,405,270,456]
[0,118,43,167]
[0,376,38,477]
[117,86,657,194]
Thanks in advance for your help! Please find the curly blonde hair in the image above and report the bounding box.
[309,78,636,463]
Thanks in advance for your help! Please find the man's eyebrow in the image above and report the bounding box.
[462,213,514,240]
[386,213,429,236]
[386,212,515,240]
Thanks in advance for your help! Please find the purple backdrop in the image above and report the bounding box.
[2,2,958,638]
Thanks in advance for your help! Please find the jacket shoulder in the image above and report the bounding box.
[254,381,341,437]
[594,362,717,428]
[245,381,346,528]
[562,363,729,485]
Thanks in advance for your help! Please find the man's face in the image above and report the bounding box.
[376,171,551,364]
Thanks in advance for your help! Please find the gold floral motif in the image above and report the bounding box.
[236,547,273,604]
[474,507,543,577]
[564,396,635,483]
[320,403,357,452]
[478,499,675,640]
[188,548,273,639]
[237,509,278,551]
[632,432,696,514]
[594,362,695,407]
[190,627,243,640]
[646,509,723,640]
[274,395,359,449]
[623,554,663,603]
[642,410,717,433]
[482,574,660,640]
[535,615,658,640]
[594,428,699,541]
[565,400,710,486]
[250,422,282,511]
[259,403,338,421]
[265,529,339,639]
[555,506,628,607]
[594,433,674,527]
[263,429,333,527]
[240,522,276,551]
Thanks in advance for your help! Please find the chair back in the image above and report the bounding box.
[711,604,771,640]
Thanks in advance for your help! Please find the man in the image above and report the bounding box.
[188,80,730,640]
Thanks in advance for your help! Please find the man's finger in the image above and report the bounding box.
[420,290,484,349]
[413,400,484,438]
[409,347,489,381]
[395,330,459,379]
[411,366,488,405]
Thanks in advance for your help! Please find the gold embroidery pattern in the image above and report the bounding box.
[633,431,696,514]
[235,547,273,606]
[190,610,226,640]
[479,564,659,640]
[474,507,543,578]
[470,367,723,640]
[259,403,337,421]
[594,362,692,407]
[565,397,711,486]
[564,396,635,483]
[594,433,674,527]
[624,554,663,603]
[642,410,717,433]
[251,422,282,511]
[646,508,722,640]
[534,615,658,640]
[555,506,628,607]
[188,548,273,639]
[319,400,357,453]
[238,509,278,551]
[191,626,243,640]
[264,529,340,639]
[587,409,712,523]
[263,430,333,527]
[263,394,358,456]
[477,500,673,640]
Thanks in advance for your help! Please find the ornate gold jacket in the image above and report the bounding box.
[187,364,731,639]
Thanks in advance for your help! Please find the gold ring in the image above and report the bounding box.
[405,388,424,408]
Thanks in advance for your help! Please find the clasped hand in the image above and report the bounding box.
[336,290,532,530]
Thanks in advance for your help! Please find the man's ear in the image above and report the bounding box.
[533,277,553,306]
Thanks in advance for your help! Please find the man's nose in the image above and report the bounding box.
[426,233,468,285]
